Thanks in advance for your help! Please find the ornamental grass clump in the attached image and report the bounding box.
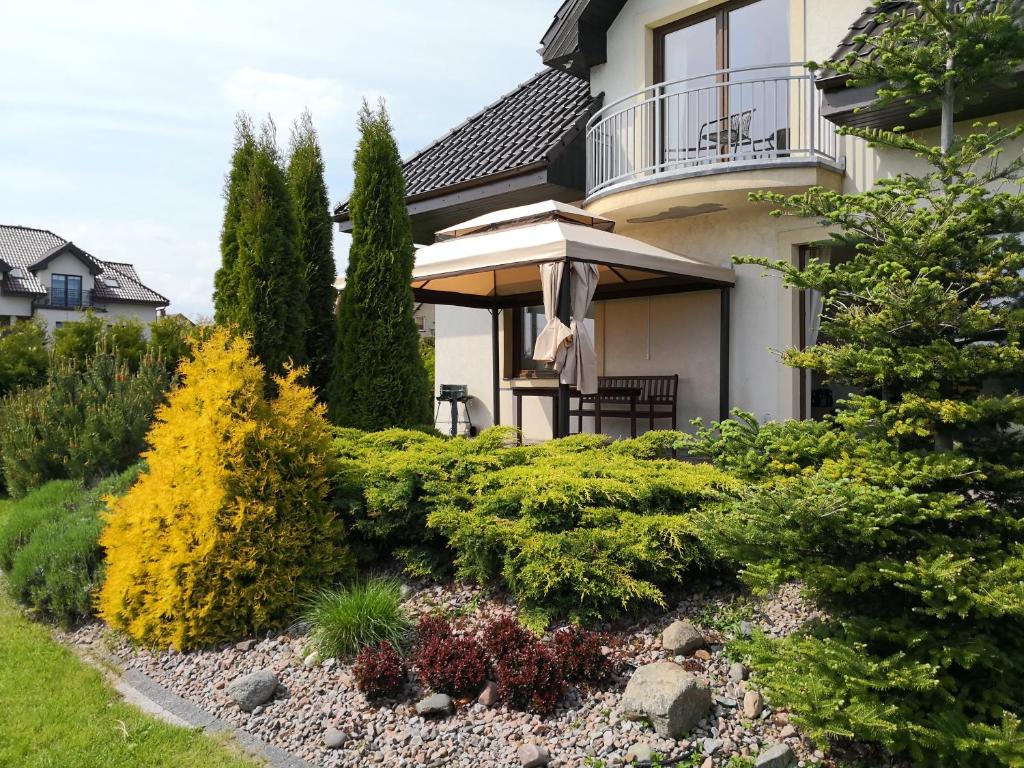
[98,329,352,650]
[304,576,411,660]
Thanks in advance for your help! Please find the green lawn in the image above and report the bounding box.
[0,500,260,768]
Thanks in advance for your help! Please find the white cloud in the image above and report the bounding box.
[223,68,353,128]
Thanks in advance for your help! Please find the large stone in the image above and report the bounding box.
[661,620,706,655]
[517,744,551,767]
[415,693,454,718]
[323,727,346,750]
[478,680,499,707]
[743,690,764,719]
[756,743,796,768]
[620,661,712,739]
[227,670,278,712]
[728,662,748,683]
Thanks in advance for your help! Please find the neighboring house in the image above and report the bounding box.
[0,225,169,335]
[334,0,1024,440]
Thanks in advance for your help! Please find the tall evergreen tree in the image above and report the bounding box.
[214,113,256,324]
[329,102,430,429]
[233,119,307,376]
[287,110,336,395]
[687,3,1024,765]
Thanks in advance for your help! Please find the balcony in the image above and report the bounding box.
[584,63,844,215]
[32,288,103,311]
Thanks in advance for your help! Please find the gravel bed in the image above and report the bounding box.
[67,580,839,768]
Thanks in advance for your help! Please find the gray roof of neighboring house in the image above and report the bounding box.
[0,225,168,305]
[333,68,600,219]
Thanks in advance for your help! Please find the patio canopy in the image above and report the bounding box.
[411,200,735,309]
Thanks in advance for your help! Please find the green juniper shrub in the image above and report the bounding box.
[0,351,169,496]
[335,428,735,624]
[0,320,48,398]
[353,641,407,699]
[428,438,735,623]
[333,426,524,571]
[303,576,412,660]
[52,313,148,370]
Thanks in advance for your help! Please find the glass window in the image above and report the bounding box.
[656,0,790,163]
[515,304,596,377]
[51,274,83,307]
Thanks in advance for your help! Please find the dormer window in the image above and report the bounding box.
[51,274,83,307]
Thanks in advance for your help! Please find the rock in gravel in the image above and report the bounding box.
[729,662,748,683]
[478,680,499,707]
[756,743,796,768]
[779,724,797,739]
[620,661,711,738]
[661,620,705,655]
[626,742,653,763]
[415,693,454,718]
[234,639,255,652]
[743,690,764,719]
[227,669,278,712]
[518,743,551,767]
[323,727,346,749]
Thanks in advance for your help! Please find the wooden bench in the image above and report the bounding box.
[570,375,679,436]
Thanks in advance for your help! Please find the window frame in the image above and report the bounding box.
[51,273,84,308]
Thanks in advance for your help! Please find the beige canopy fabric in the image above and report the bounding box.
[411,203,735,307]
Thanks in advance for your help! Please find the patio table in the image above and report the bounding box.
[511,383,641,442]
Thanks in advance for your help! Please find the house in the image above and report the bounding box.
[0,225,169,334]
[334,0,1024,440]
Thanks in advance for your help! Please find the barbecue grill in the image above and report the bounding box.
[434,384,476,437]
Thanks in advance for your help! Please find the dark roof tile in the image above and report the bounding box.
[0,225,168,305]
[334,68,598,217]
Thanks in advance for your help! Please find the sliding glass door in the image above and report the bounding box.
[656,0,790,166]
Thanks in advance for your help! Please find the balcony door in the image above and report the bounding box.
[51,274,83,308]
[656,0,790,167]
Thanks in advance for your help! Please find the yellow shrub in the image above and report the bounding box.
[98,328,352,650]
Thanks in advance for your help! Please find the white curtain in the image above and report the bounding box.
[532,261,600,394]
[533,261,572,367]
[807,289,823,347]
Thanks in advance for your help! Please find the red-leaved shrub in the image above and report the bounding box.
[482,616,538,664]
[417,635,489,697]
[552,626,612,684]
[415,614,452,649]
[493,641,566,714]
[353,641,406,699]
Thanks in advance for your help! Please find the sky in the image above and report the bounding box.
[1,1,559,320]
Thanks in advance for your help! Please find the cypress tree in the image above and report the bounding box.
[687,3,1024,764]
[213,113,256,324]
[287,110,337,395]
[233,119,307,376]
[329,101,430,429]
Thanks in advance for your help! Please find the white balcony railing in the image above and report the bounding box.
[585,63,840,197]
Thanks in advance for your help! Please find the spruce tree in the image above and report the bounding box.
[685,3,1024,765]
[329,101,430,429]
[213,113,256,324]
[287,110,337,395]
[233,119,307,375]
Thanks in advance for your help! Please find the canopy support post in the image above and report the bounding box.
[490,307,501,427]
[557,261,571,438]
[719,287,731,422]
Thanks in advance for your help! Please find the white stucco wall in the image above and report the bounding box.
[0,293,32,318]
